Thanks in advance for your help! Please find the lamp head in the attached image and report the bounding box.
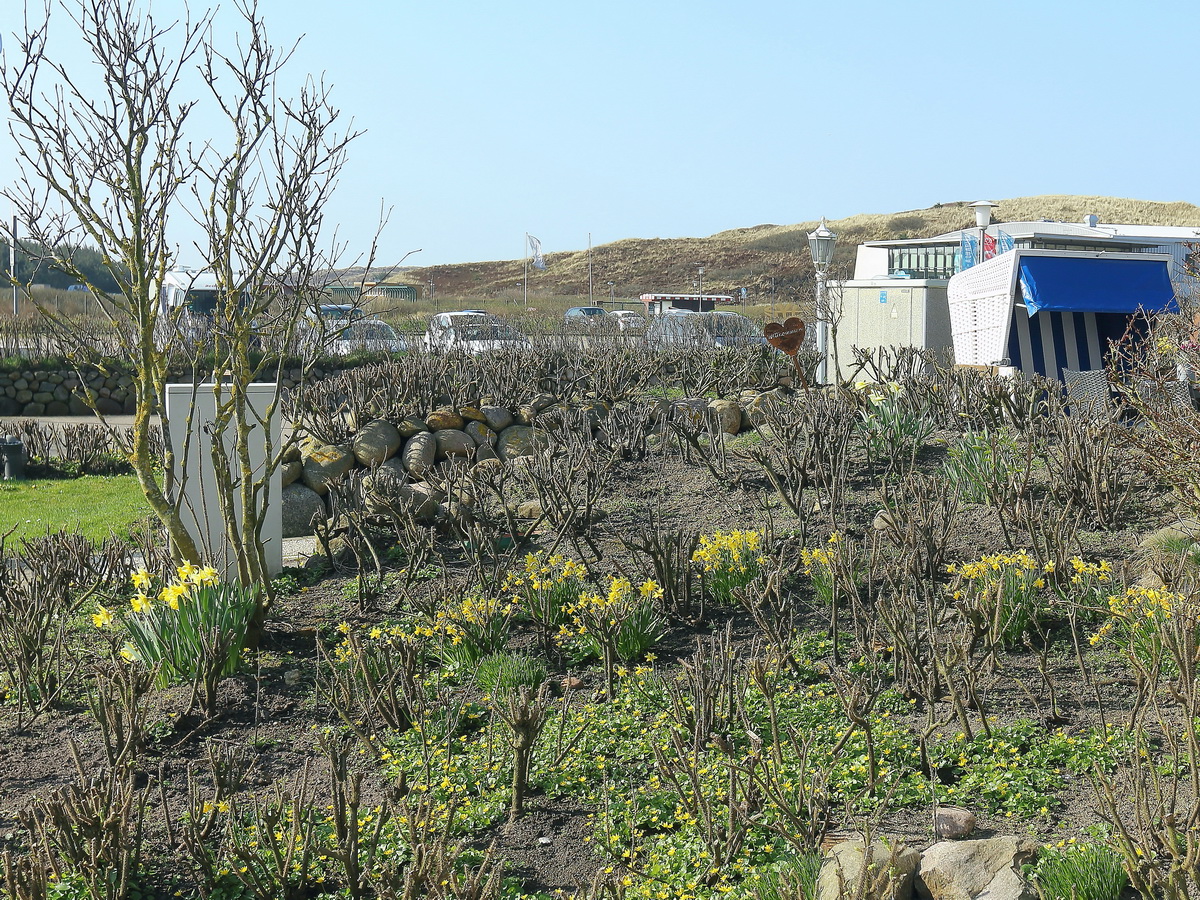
[968,200,998,228]
[807,217,837,269]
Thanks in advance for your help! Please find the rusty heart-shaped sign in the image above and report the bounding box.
[764,317,806,355]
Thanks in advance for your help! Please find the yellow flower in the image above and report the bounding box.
[192,566,219,585]
[159,582,188,610]
[92,604,114,629]
[130,593,152,614]
[131,568,152,590]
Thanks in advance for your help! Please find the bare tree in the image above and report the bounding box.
[3,0,361,603]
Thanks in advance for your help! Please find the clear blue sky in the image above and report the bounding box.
[3,0,1198,267]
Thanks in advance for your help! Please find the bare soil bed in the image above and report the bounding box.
[0,393,1185,899]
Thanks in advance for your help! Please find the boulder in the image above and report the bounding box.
[472,448,502,469]
[707,398,743,435]
[817,839,920,900]
[402,431,437,477]
[281,483,326,538]
[426,407,464,431]
[515,499,543,519]
[395,415,429,439]
[352,419,403,467]
[672,397,710,428]
[497,425,544,462]
[934,806,977,841]
[459,405,487,423]
[362,469,439,523]
[481,405,514,432]
[465,420,497,447]
[744,387,790,427]
[916,837,1038,900]
[300,443,355,496]
[281,460,303,487]
[435,428,475,459]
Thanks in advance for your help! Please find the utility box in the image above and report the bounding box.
[165,383,282,579]
[827,278,953,381]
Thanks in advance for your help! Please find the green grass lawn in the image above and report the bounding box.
[0,475,151,543]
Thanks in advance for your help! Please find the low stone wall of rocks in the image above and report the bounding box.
[0,364,343,418]
[281,388,791,539]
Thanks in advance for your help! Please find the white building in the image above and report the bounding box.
[829,208,1196,381]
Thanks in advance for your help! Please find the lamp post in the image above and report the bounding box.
[697,265,704,309]
[607,280,615,305]
[807,218,837,384]
[968,200,997,264]
[9,215,16,318]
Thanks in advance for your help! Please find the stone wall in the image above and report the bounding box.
[0,364,339,418]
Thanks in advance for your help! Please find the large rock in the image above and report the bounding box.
[464,420,497,447]
[934,806,977,840]
[708,398,743,435]
[352,419,403,467]
[435,428,475,459]
[744,387,791,427]
[281,483,326,538]
[481,405,514,432]
[916,837,1038,900]
[472,446,501,468]
[496,425,544,462]
[818,839,920,900]
[426,407,464,431]
[300,442,355,496]
[281,460,303,487]
[395,415,429,439]
[672,397,710,428]
[580,399,610,427]
[402,431,437,477]
[459,405,487,423]
[362,468,440,522]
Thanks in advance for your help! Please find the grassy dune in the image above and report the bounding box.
[395,195,1200,304]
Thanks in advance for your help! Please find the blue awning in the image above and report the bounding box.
[1018,256,1177,316]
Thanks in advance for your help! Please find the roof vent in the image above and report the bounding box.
[1083,214,1099,228]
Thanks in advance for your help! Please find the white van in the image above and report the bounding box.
[424,311,531,354]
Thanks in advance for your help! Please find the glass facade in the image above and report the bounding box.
[886,239,1151,279]
[887,244,961,280]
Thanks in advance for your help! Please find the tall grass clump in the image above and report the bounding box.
[1026,842,1127,900]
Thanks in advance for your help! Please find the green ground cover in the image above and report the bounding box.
[0,474,150,543]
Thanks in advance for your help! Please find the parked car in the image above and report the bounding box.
[564,306,608,326]
[425,311,531,354]
[645,309,765,348]
[306,303,365,323]
[329,319,406,355]
[609,310,647,332]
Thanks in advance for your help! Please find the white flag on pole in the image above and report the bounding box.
[528,234,547,270]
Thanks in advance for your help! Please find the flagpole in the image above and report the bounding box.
[588,233,593,305]
[523,233,528,308]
